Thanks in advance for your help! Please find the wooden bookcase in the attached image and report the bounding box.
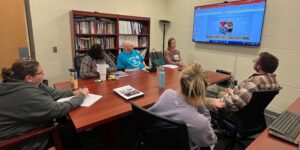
[69,10,151,66]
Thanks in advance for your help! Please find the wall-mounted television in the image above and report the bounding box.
[192,0,266,46]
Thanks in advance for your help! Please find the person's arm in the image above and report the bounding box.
[198,104,211,121]
[221,81,257,111]
[177,50,183,67]
[117,54,125,71]
[164,50,179,65]
[80,56,98,78]
[137,51,148,69]
[18,87,87,122]
[104,53,117,72]
[39,83,73,100]
[187,112,217,147]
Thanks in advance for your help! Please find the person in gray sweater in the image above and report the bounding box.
[149,63,217,149]
[0,60,89,150]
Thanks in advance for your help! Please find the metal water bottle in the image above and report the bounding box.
[159,66,165,88]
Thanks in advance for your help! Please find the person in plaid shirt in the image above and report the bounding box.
[209,52,280,111]
[80,44,116,78]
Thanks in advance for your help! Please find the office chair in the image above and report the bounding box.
[0,123,63,150]
[214,88,281,149]
[74,55,86,77]
[130,101,190,150]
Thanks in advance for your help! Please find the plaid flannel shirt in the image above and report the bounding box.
[80,54,116,78]
[222,73,280,111]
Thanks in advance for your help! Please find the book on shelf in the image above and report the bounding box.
[113,85,144,100]
[139,37,148,47]
[119,20,147,34]
[106,51,117,62]
[119,35,138,47]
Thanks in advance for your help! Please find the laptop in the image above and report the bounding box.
[268,111,300,145]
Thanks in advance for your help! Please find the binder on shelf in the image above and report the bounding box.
[113,85,144,100]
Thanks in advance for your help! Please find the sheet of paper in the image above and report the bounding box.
[57,94,102,107]
[163,64,179,69]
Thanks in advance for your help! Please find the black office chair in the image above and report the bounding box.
[74,55,86,77]
[214,88,281,149]
[130,101,190,150]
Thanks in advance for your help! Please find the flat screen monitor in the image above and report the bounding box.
[193,0,266,46]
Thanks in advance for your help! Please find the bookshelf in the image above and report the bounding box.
[70,10,150,66]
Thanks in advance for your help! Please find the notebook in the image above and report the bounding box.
[113,85,144,100]
[268,111,300,145]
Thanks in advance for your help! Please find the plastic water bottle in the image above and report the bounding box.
[159,66,165,88]
[69,69,78,90]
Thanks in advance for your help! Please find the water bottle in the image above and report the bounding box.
[69,69,78,90]
[159,66,165,88]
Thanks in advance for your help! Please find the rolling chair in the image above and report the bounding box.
[0,123,63,150]
[130,101,190,150]
[213,88,281,149]
[74,55,86,77]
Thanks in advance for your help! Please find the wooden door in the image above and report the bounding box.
[0,0,28,81]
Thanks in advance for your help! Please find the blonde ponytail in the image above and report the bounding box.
[180,63,207,107]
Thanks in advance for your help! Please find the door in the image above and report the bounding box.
[0,0,29,81]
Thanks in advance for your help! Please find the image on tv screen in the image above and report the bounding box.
[193,0,266,46]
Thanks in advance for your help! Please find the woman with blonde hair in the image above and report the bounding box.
[149,63,217,148]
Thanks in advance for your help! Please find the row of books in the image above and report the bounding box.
[119,35,138,47]
[119,21,148,34]
[74,17,116,34]
[119,35,148,48]
[76,37,115,50]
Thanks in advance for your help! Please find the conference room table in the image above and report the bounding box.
[246,97,300,150]
[54,68,231,133]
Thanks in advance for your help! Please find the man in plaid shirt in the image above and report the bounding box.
[209,52,280,111]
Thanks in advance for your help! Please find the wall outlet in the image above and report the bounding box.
[52,46,58,53]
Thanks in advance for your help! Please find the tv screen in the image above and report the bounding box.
[193,0,266,46]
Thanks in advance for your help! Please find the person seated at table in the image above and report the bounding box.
[80,44,116,78]
[117,41,148,71]
[164,38,184,67]
[149,63,217,147]
[208,52,280,111]
[0,59,89,150]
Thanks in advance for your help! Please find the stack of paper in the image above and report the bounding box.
[57,94,102,107]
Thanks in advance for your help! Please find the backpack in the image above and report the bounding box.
[150,50,165,67]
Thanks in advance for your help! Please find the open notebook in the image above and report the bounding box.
[57,94,102,107]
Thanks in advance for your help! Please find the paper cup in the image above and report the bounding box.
[100,74,106,81]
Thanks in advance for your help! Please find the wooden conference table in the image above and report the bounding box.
[54,68,231,133]
[246,97,300,150]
